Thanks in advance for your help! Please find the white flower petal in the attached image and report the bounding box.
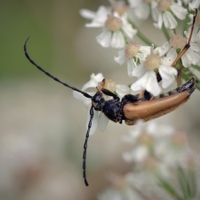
[132,146,148,162]
[95,6,110,21]
[116,84,131,97]
[170,4,187,20]
[114,49,126,65]
[88,6,110,27]
[154,12,163,29]
[159,65,177,88]
[82,73,104,91]
[127,59,137,77]
[130,63,146,78]
[98,113,109,132]
[96,29,112,48]
[122,23,137,39]
[145,72,161,96]
[81,6,109,28]
[163,11,177,29]
[91,73,104,82]
[80,9,96,19]
[111,31,125,49]
[131,71,161,96]
[134,3,150,20]
[156,42,171,57]
[182,49,200,68]
[138,46,151,61]
[162,48,177,66]
[73,91,92,107]
[189,0,200,10]
[128,0,143,7]
[190,42,200,52]
[85,22,104,28]
[151,2,159,22]
[181,54,190,68]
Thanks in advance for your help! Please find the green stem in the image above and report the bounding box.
[183,13,189,33]
[162,24,170,41]
[131,22,153,46]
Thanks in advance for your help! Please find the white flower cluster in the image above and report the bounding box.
[75,0,200,135]
[75,1,200,196]
[80,0,200,96]
[73,73,130,135]
[98,120,200,200]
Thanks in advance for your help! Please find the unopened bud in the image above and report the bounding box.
[98,79,116,93]
[114,5,128,16]
[105,15,122,32]
[125,42,140,58]
[144,54,161,71]
[157,0,172,12]
[169,34,187,49]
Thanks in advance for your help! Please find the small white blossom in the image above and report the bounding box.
[189,0,200,10]
[80,6,110,28]
[128,0,151,20]
[73,73,131,134]
[80,5,137,49]
[130,48,177,96]
[114,42,151,76]
[97,13,137,48]
[154,0,187,29]
[98,174,143,200]
[123,121,191,175]
[159,27,200,68]
[184,25,200,52]
[123,120,157,163]
[115,84,131,98]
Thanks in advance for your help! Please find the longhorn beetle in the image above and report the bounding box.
[24,10,197,186]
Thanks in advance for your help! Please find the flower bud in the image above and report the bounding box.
[97,79,116,93]
[125,42,140,58]
[105,15,122,32]
[114,4,127,16]
[144,54,161,71]
[169,34,187,49]
[157,0,172,12]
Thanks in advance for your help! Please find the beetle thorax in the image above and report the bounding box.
[102,100,122,123]
[92,92,105,111]
[91,92,123,123]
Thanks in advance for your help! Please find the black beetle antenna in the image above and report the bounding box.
[82,106,94,186]
[24,37,92,99]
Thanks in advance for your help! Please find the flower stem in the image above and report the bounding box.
[130,22,153,46]
[162,24,170,41]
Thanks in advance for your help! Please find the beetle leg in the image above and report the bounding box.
[121,94,139,107]
[101,88,120,101]
[138,90,145,98]
[176,67,183,86]
[137,89,153,100]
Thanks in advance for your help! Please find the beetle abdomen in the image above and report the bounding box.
[123,77,196,125]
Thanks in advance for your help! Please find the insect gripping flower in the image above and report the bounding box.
[130,49,178,96]
[73,73,110,135]
[24,0,200,188]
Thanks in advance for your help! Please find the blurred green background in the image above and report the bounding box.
[0,1,200,200]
